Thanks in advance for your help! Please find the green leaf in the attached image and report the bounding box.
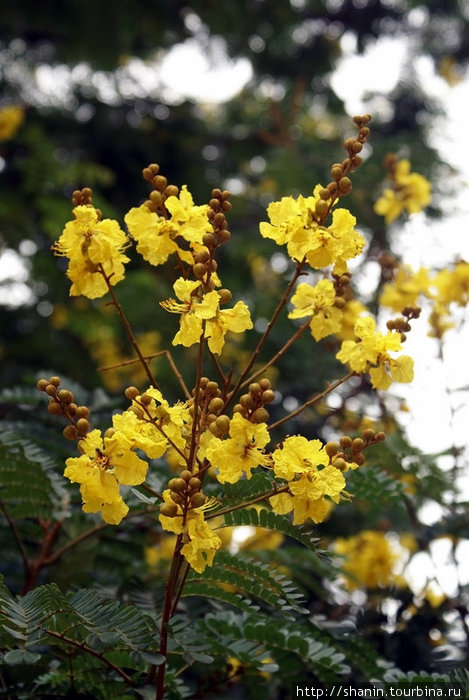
[222,507,321,552]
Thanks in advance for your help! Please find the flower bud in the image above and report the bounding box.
[37,379,49,391]
[215,415,231,434]
[76,418,90,434]
[49,376,61,387]
[168,478,187,492]
[333,457,347,471]
[190,493,206,508]
[63,425,78,440]
[160,503,178,517]
[340,436,352,449]
[249,382,261,395]
[188,477,201,491]
[58,389,73,403]
[47,400,62,415]
[325,441,339,457]
[259,378,271,390]
[125,386,139,400]
[363,428,375,442]
[262,389,275,403]
[206,381,219,394]
[376,431,386,442]
[193,262,207,279]
[180,470,192,482]
[75,406,90,419]
[209,397,224,413]
[352,438,364,452]
[251,407,269,424]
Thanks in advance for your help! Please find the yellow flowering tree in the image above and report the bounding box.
[2,113,467,698]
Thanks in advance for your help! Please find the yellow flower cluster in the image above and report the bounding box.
[64,419,148,524]
[336,316,414,390]
[260,186,365,275]
[53,205,130,299]
[0,105,24,141]
[289,279,343,341]
[125,186,211,267]
[159,490,221,573]
[269,436,352,525]
[161,278,252,354]
[374,159,431,224]
[335,530,405,590]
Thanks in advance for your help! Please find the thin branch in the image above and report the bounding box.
[45,630,135,686]
[0,501,30,578]
[240,319,311,389]
[209,349,228,388]
[268,370,356,431]
[98,265,159,389]
[223,260,306,411]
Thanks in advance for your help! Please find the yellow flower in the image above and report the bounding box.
[0,105,24,141]
[125,185,210,267]
[335,530,403,590]
[117,386,190,459]
[336,316,414,390]
[335,299,368,341]
[53,205,130,299]
[205,300,253,354]
[260,188,365,274]
[270,436,346,525]
[161,278,252,353]
[206,413,270,483]
[158,490,221,573]
[289,280,342,340]
[64,427,148,524]
[374,159,431,224]
[380,265,430,312]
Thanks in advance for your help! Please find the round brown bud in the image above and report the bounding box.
[351,156,363,168]
[212,188,222,198]
[331,165,343,180]
[221,200,232,212]
[206,381,219,394]
[233,403,245,415]
[251,407,269,424]
[195,249,210,264]
[319,187,331,200]
[218,288,232,304]
[249,382,261,395]
[200,377,209,388]
[333,457,347,471]
[58,389,73,403]
[206,413,217,425]
[149,190,163,205]
[76,418,90,434]
[354,453,366,466]
[217,228,231,243]
[37,379,49,391]
[376,431,386,442]
[125,386,139,400]
[325,441,339,457]
[213,212,226,226]
[190,493,206,508]
[240,394,253,409]
[164,185,179,198]
[338,177,352,194]
[221,190,231,200]
[215,415,231,434]
[334,296,346,308]
[259,378,271,390]
[209,198,220,211]
[63,425,78,440]
[160,503,178,517]
[104,428,116,438]
[75,406,90,419]
[180,470,192,482]
[49,376,61,387]
[344,137,355,150]
[351,141,362,154]
[209,259,218,272]
[45,384,57,396]
[209,397,224,413]
[314,200,328,219]
[153,175,167,191]
[68,403,77,415]
[47,400,62,415]
[352,438,364,452]
[170,492,184,505]
[340,436,352,449]
[193,262,207,279]
[262,389,275,403]
[327,182,338,194]
[140,393,152,406]
[363,428,375,441]
[359,127,370,138]
[168,478,187,492]
[188,477,202,491]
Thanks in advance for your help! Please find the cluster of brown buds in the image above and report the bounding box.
[333,270,353,309]
[313,114,371,225]
[160,470,206,517]
[37,376,91,440]
[233,378,275,424]
[188,377,230,437]
[378,252,399,283]
[387,306,421,342]
[142,163,179,214]
[325,427,386,471]
[72,187,94,208]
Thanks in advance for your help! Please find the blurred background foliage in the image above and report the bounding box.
[1,0,469,695]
